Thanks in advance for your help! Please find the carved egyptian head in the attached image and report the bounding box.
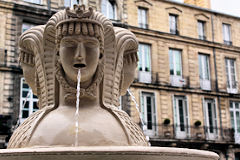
[55,5,104,84]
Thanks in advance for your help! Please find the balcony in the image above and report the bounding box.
[200,79,211,91]
[143,124,235,143]
[135,71,161,84]
[170,75,186,87]
[135,71,190,88]
[227,81,238,94]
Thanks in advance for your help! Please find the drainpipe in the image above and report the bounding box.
[211,14,223,140]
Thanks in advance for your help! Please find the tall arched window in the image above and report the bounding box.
[101,0,117,20]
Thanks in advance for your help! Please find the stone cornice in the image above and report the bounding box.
[0,66,22,73]
[128,25,240,53]
[131,82,240,99]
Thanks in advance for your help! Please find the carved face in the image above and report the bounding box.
[59,35,100,83]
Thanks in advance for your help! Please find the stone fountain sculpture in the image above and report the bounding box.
[0,5,219,160]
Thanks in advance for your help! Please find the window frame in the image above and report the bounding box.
[198,53,210,81]
[222,23,232,45]
[198,20,206,40]
[169,49,182,77]
[64,0,79,8]
[225,58,238,93]
[203,98,218,140]
[138,43,151,72]
[140,91,157,136]
[198,53,211,90]
[138,7,148,29]
[22,22,36,33]
[230,101,240,144]
[101,0,118,20]
[19,78,38,123]
[138,43,151,83]
[169,14,178,35]
[173,95,189,139]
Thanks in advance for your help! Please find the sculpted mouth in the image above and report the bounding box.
[73,63,86,69]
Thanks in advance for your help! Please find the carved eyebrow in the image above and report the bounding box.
[84,39,99,45]
[61,37,77,43]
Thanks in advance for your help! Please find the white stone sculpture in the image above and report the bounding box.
[8,5,147,148]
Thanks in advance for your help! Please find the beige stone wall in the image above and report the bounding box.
[126,0,240,46]
[129,87,227,137]
[126,1,240,139]
[135,32,219,90]
[184,0,211,9]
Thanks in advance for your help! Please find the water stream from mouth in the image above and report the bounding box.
[127,89,150,145]
[75,69,81,146]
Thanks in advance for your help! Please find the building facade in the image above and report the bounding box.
[0,0,240,159]
[125,1,240,160]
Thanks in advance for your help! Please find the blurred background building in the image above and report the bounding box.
[0,0,240,159]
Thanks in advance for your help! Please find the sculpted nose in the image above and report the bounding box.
[74,43,86,61]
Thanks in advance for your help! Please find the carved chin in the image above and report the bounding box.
[56,61,104,103]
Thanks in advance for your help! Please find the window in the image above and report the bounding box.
[223,23,232,45]
[140,92,156,136]
[101,0,117,20]
[169,14,178,35]
[198,54,211,90]
[20,78,38,123]
[138,43,151,83]
[24,0,41,4]
[225,58,238,93]
[173,96,189,139]
[169,49,182,76]
[22,23,36,33]
[235,153,240,160]
[198,20,206,40]
[203,98,218,140]
[230,101,240,144]
[64,0,79,8]
[138,8,148,29]
[169,49,185,87]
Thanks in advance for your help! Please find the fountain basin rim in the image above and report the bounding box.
[0,146,219,160]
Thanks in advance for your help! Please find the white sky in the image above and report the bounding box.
[171,0,240,17]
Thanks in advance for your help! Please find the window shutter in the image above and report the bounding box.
[172,95,177,125]
[233,60,237,89]
[153,93,157,133]
[140,91,145,125]
[184,96,190,136]
[202,97,206,126]
[213,99,218,133]
[138,44,142,71]
[138,9,141,26]
[145,45,151,72]
[223,24,226,40]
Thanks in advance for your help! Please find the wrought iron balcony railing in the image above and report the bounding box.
[140,123,235,143]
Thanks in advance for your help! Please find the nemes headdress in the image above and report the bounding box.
[18,5,139,111]
[55,5,104,56]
